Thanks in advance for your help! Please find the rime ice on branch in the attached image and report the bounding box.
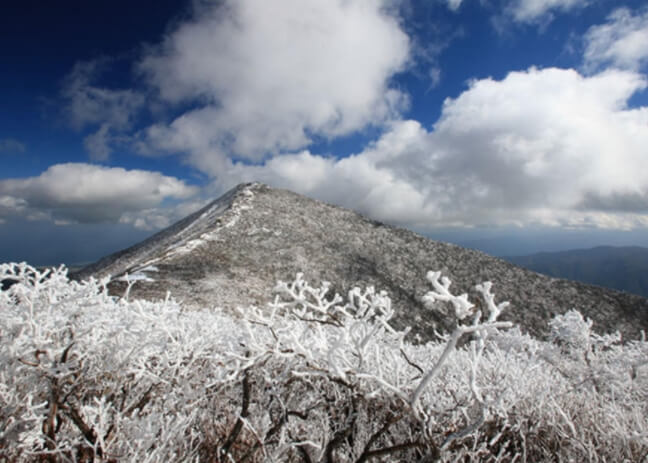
[1,263,646,462]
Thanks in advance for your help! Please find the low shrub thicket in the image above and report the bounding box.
[1,263,646,462]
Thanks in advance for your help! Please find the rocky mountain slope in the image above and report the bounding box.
[73,183,648,340]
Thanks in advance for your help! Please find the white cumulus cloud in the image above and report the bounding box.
[0,163,197,225]
[584,7,648,73]
[505,0,588,24]
[224,67,648,231]
[138,0,410,173]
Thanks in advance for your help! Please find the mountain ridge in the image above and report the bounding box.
[73,184,253,280]
[72,183,648,341]
[505,246,648,298]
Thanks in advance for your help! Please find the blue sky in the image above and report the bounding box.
[2,0,648,265]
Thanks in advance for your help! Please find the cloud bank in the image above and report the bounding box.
[138,0,410,174]
[225,67,648,230]
[0,163,197,227]
[130,1,648,233]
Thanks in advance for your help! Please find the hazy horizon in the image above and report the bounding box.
[4,213,648,267]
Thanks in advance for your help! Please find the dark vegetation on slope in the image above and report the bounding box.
[72,183,648,341]
[505,246,648,298]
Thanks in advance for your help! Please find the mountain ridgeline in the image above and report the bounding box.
[72,183,648,341]
[506,246,648,298]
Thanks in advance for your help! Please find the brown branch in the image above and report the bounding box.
[42,381,59,462]
[360,441,428,461]
[296,443,314,463]
[18,358,40,368]
[287,410,309,420]
[60,342,75,364]
[238,408,306,462]
[441,406,485,450]
[62,403,100,454]
[400,348,424,375]
[124,384,156,417]
[238,402,313,462]
[220,370,252,458]
[329,376,355,390]
[20,349,48,368]
[324,396,358,463]
[355,412,404,463]
[294,315,343,327]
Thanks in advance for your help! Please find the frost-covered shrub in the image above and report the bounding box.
[0,262,646,462]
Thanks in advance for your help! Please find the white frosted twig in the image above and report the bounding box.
[410,320,512,407]
[423,271,474,320]
[412,272,512,408]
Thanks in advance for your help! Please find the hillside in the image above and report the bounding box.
[506,246,648,298]
[73,183,648,340]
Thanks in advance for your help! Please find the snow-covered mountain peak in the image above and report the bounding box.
[72,182,648,340]
[72,182,262,282]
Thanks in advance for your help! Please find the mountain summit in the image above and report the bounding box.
[73,183,648,340]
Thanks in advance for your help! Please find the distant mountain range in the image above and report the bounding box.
[505,246,648,298]
[69,183,648,341]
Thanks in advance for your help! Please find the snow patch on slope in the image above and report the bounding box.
[71,183,262,283]
[116,265,159,283]
[163,184,257,258]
